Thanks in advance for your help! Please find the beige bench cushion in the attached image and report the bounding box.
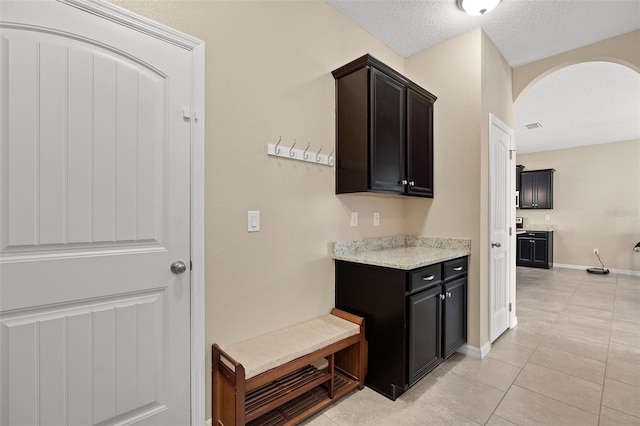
[221,314,360,380]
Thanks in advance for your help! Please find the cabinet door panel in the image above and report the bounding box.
[535,171,553,208]
[519,172,536,208]
[370,69,405,193]
[532,238,548,265]
[517,237,532,265]
[443,278,467,358]
[408,286,441,385]
[406,89,433,197]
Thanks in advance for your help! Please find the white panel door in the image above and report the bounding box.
[0,1,193,424]
[489,115,513,342]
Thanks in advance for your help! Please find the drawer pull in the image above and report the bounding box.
[453,266,463,271]
[422,275,435,281]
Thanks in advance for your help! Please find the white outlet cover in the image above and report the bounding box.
[351,212,358,227]
[373,212,380,226]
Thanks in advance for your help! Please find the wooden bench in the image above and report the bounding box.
[212,309,367,426]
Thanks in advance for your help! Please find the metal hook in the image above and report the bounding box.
[289,139,297,157]
[315,145,323,162]
[303,142,311,160]
[327,148,334,165]
[274,136,282,154]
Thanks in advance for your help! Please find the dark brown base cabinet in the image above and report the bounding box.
[517,231,553,269]
[335,257,467,400]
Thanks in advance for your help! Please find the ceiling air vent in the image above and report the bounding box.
[525,122,543,130]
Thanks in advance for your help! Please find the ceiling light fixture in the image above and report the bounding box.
[525,122,543,130]
[457,0,501,16]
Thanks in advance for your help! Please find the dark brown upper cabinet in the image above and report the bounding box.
[520,168,554,209]
[332,54,437,198]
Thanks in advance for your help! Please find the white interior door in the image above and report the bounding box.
[489,114,513,342]
[0,1,193,424]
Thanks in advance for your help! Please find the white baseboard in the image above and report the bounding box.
[205,418,212,426]
[553,263,640,277]
[457,341,491,359]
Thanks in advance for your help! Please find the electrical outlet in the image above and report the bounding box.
[593,248,599,255]
[351,212,358,227]
[373,212,380,226]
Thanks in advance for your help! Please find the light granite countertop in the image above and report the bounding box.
[524,224,557,231]
[331,236,471,270]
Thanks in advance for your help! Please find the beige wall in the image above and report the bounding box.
[404,29,514,348]
[516,140,640,272]
[113,1,410,418]
[404,30,483,347]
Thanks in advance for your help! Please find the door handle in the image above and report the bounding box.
[171,260,187,274]
[491,242,501,248]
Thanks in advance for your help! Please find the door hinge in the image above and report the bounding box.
[190,260,193,271]
[509,149,515,160]
[509,303,512,312]
[509,227,512,236]
[183,109,199,122]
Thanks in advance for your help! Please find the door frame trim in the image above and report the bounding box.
[58,1,206,423]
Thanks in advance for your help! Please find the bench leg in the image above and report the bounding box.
[328,354,335,399]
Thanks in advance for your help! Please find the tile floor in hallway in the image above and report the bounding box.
[303,267,640,426]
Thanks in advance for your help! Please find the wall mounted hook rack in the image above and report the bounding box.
[267,137,333,167]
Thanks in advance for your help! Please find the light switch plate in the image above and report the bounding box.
[248,211,260,232]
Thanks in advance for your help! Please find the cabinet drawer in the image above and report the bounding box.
[444,257,467,280]
[521,231,548,239]
[409,264,442,293]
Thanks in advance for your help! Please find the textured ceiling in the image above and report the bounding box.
[325,0,640,67]
[325,0,640,153]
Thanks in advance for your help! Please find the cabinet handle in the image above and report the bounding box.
[453,266,463,271]
[409,181,415,187]
[446,292,452,298]
[439,294,446,300]
[422,275,435,281]
[401,179,408,185]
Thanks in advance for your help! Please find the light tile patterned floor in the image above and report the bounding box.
[303,267,640,425]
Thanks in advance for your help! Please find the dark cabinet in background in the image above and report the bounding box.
[520,169,554,209]
[332,54,437,198]
[517,231,554,268]
[335,256,467,400]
